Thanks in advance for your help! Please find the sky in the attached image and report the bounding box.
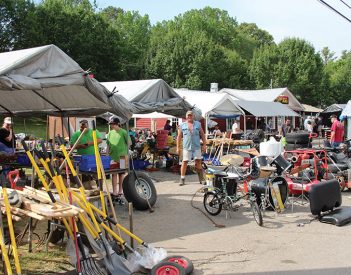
[94,0,351,57]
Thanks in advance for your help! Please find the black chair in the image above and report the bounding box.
[309,179,351,226]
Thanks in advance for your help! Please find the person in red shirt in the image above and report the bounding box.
[330,114,344,148]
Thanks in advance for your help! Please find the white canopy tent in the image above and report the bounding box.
[0,44,133,120]
[340,100,351,140]
[234,100,299,117]
[174,89,244,134]
[221,87,304,112]
[101,79,201,120]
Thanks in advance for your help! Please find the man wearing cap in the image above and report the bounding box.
[70,119,102,155]
[106,117,129,204]
[177,110,207,186]
[0,117,15,152]
[330,114,344,148]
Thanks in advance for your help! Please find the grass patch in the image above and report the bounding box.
[9,116,111,140]
[0,245,74,275]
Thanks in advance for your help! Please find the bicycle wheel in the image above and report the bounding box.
[250,201,263,226]
[203,192,222,216]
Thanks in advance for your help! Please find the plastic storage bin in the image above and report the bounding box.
[74,155,111,172]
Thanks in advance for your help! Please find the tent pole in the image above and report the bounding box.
[61,114,64,139]
[244,115,247,133]
[205,115,208,135]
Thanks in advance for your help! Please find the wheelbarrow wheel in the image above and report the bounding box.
[123,171,157,210]
[151,261,186,275]
[162,255,194,275]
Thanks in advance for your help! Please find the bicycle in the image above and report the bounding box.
[202,164,263,226]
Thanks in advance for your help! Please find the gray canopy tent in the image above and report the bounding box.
[0,44,132,121]
[101,79,202,120]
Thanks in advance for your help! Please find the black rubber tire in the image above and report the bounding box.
[151,261,186,275]
[162,255,194,275]
[123,171,157,211]
[203,192,222,216]
[285,132,310,144]
[250,201,263,226]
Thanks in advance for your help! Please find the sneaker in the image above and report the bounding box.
[179,179,185,186]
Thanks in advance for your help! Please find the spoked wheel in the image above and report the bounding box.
[162,255,194,275]
[250,200,263,226]
[151,261,186,275]
[203,192,222,216]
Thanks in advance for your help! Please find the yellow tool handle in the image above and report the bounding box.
[3,188,21,274]
[60,143,102,232]
[22,142,74,238]
[92,128,106,214]
[72,191,144,245]
[92,130,102,180]
[0,227,13,275]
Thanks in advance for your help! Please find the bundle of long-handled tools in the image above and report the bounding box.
[16,129,168,275]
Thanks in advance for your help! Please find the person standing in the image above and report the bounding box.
[163,120,172,131]
[70,119,102,155]
[330,114,344,148]
[231,118,242,139]
[70,119,102,189]
[0,117,15,153]
[281,119,292,137]
[177,110,206,186]
[107,117,129,204]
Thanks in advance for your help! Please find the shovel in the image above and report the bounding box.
[37,144,106,275]
[73,191,167,269]
[3,183,21,275]
[57,138,132,275]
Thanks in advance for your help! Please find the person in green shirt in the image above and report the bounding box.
[70,119,102,189]
[107,117,129,204]
[70,119,102,155]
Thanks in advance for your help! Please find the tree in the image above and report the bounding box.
[249,38,325,105]
[320,47,335,64]
[0,0,37,52]
[100,7,151,80]
[325,52,351,104]
[27,0,123,81]
[145,7,252,90]
[237,23,274,47]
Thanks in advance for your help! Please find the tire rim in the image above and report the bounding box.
[134,177,152,200]
[155,264,180,275]
[166,258,188,269]
[205,193,220,214]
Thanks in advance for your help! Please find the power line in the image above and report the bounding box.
[339,0,351,10]
[317,0,351,23]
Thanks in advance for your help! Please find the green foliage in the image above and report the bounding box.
[325,52,351,104]
[249,38,325,105]
[100,7,151,79]
[145,7,251,90]
[1,2,350,107]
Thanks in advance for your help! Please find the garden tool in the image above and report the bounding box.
[57,138,132,275]
[21,141,74,238]
[73,191,167,269]
[0,217,12,275]
[3,183,21,275]
[92,121,106,215]
[34,145,105,275]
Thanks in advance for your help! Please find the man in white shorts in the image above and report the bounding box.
[177,110,207,186]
